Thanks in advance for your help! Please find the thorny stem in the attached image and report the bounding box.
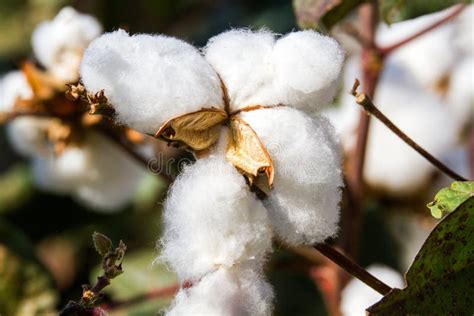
[379,4,466,56]
[351,79,469,182]
[314,244,392,295]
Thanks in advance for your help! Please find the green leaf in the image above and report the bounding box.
[367,197,474,315]
[379,0,470,24]
[293,0,367,30]
[92,232,112,256]
[427,181,474,219]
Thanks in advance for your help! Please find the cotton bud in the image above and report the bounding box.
[32,7,102,82]
[376,8,457,89]
[80,29,224,134]
[203,29,344,114]
[240,107,342,245]
[341,264,404,316]
[160,156,272,281]
[0,71,33,112]
[447,57,474,127]
[167,265,273,316]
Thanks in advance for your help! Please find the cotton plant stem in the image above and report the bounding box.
[379,4,466,56]
[351,79,469,182]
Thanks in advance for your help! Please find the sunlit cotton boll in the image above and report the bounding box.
[341,264,404,316]
[376,8,457,89]
[272,30,345,113]
[167,265,273,316]
[80,29,224,134]
[240,107,343,245]
[364,74,458,195]
[32,7,102,82]
[159,156,272,281]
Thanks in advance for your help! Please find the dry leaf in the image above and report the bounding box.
[155,108,228,151]
[21,62,64,100]
[225,116,274,188]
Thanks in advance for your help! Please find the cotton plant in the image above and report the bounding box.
[79,28,345,314]
[0,7,149,212]
[340,264,405,316]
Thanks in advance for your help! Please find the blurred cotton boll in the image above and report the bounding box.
[240,107,342,245]
[453,5,474,56]
[0,71,33,112]
[341,264,405,316]
[32,6,102,83]
[447,57,474,127]
[80,29,224,134]
[159,156,272,281]
[167,265,273,316]
[6,117,51,157]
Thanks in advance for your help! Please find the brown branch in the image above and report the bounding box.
[379,4,466,56]
[351,79,469,182]
[314,244,392,295]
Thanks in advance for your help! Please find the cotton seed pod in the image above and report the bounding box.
[240,107,343,245]
[166,265,273,316]
[32,7,102,83]
[159,156,273,281]
[80,29,224,134]
[0,71,33,112]
[341,264,404,316]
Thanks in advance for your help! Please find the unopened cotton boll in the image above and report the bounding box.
[167,265,273,316]
[73,131,148,212]
[7,117,52,157]
[32,7,102,82]
[273,30,345,113]
[240,107,342,245]
[0,71,33,112]
[159,156,272,281]
[341,264,404,316]
[376,8,457,89]
[447,57,474,127]
[80,29,224,134]
[203,29,277,112]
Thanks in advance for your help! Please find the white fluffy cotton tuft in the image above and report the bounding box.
[159,156,272,281]
[167,265,273,316]
[0,71,33,112]
[7,117,52,157]
[204,29,344,114]
[447,57,474,127]
[341,264,404,316]
[240,107,342,245]
[32,7,102,82]
[453,5,474,56]
[80,29,224,134]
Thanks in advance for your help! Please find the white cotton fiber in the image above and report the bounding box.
[240,107,343,245]
[159,156,272,281]
[376,8,457,89]
[7,117,52,157]
[273,30,345,113]
[166,265,273,316]
[447,57,474,127]
[80,29,224,134]
[341,264,404,316]
[73,131,147,212]
[32,7,102,82]
[364,73,458,195]
[203,29,344,114]
[453,5,474,56]
[0,71,33,112]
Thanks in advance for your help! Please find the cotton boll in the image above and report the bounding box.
[32,157,78,194]
[240,107,343,245]
[0,71,33,112]
[81,29,224,134]
[7,117,51,157]
[203,29,277,112]
[453,5,474,56]
[167,265,273,316]
[160,156,272,281]
[364,77,458,195]
[73,131,147,212]
[273,30,345,113]
[447,57,474,127]
[32,7,102,82]
[376,9,457,89]
[341,264,404,316]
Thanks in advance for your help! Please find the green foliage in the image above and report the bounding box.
[0,165,33,214]
[93,232,113,256]
[427,181,474,219]
[379,0,469,24]
[293,0,367,30]
[368,198,474,315]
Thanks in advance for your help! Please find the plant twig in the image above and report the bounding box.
[379,4,466,56]
[351,79,469,182]
[314,244,392,295]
